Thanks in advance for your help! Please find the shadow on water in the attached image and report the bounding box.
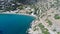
[0,31,3,34]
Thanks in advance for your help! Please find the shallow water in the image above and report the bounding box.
[0,14,35,34]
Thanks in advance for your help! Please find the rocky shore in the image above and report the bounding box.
[0,0,60,34]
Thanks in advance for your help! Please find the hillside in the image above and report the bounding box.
[28,0,60,34]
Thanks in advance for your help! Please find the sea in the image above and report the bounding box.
[0,14,35,34]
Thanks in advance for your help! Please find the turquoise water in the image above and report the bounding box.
[0,14,35,34]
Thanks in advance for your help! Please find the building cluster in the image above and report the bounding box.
[0,0,20,11]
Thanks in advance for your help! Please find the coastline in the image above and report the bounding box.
[0,10,37,34]
[0,12,37,18]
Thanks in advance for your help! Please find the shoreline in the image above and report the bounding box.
[0,12,37,18]
[0,12,37,34]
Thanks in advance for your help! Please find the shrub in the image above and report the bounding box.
[54,14,60,19]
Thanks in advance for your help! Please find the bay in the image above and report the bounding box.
[0,14,35,34]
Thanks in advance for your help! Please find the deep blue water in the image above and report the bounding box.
[0,14,35,34]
